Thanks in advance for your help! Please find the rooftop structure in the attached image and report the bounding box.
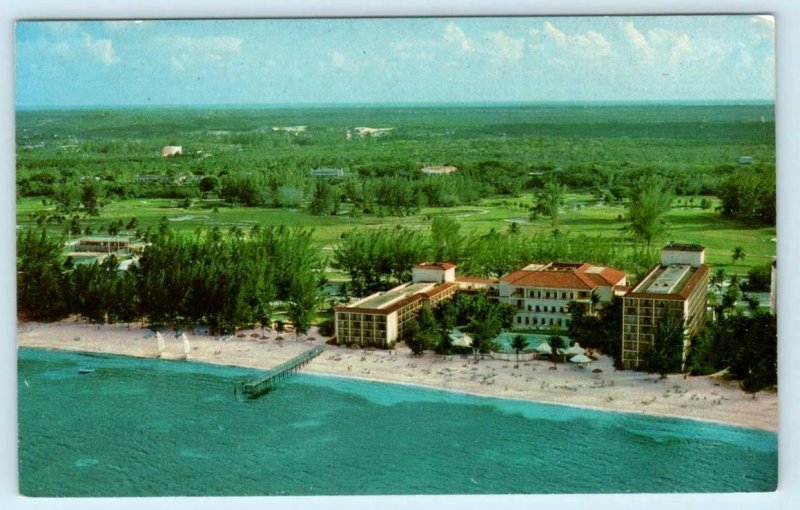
[412,262,457,284]
[161,145,182,158]
[310,167,345,179]
[621,245,710,370]
[421,166,458,175]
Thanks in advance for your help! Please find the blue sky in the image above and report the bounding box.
[14,15,775,107]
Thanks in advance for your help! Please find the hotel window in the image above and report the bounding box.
[525,317,530,324]
[537,291,542,298]
[545,291,551,299]
[535,305,540,312]
[561,292,567,300]
[551,306,556,313]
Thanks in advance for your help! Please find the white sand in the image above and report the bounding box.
[17,320,777,432]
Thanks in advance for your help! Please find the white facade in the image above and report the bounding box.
[412,265,456,284]
[499,285,592,329]
[161,145,183,157]
[661,245,705,268]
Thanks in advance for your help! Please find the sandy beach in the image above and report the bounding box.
[17,320,778,432]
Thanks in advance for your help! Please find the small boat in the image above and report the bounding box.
[156,331,166,358]
[78,368,95,374]
[181,333,191,360]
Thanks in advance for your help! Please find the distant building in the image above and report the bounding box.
[498,263,627,330]
[65,236,131,254]
[161,146,183,158]
[770,259,777,315]
[135,174,172,184]
[310,167,345,179]
[421,166,458,175]
[737,156,754,164]
[621,244,709,370]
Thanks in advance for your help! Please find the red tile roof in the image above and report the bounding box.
[501,269,596,290]
[501,263,626,290]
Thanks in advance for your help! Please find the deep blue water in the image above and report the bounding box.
[17,348,777,496]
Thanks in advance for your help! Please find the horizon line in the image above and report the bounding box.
[15,99,776,111]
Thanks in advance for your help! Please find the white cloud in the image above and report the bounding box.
[534,22,613,60]
[623,21,654,64]
[329,50,386,72]
[169,57,184,72]
[104,20,145,31]
[543,22,566,45]
[485,31,524,62]
[155,36,243,70]
[646,28,694,66]
[331,50,348,69]
[444,22,474,52]
[82,33,117,65]
[159,36,243,54]
[443,23,523,64]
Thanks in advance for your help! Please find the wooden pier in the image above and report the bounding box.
[235,345,326,399]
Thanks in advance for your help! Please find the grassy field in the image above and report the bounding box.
[16,104,776,280]
[16,192,774,276]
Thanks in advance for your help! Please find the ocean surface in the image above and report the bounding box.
[17,348,777,497]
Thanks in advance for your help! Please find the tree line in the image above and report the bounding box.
[332,218,659,296]
[17,225,325,335]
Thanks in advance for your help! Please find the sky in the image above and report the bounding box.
[14,15,775,107]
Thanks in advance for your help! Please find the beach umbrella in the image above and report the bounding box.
[534,341,552,354]
[453,332,473,348]
[570,354,592,364]
[564,343,586,356]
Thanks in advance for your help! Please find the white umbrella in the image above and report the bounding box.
[564,343,586,356]
[534,341,552,354]
[570,354,592,364]
[450,330,473,348]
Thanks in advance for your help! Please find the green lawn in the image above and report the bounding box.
[16,193,775,276]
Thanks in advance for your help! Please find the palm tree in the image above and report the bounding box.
[731,246,746,265]
[511,334,528,368]
[548,334,562,367]
[710,268,727,291]
[589,291,601,315]
[744,294,761,313]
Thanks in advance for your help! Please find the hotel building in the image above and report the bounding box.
[621,244,710,370]
[334,263,459,348]
[497,262,627,329]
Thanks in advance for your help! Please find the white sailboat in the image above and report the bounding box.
[155,331,166,358]
[181,333,191,360]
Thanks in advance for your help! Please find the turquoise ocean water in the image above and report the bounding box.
[17,348,777,496]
